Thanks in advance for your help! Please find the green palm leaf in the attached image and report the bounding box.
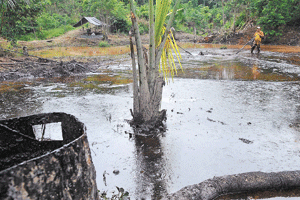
[158,26,183,81]
[155,0,171,47]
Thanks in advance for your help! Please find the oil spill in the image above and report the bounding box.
[178,63,300,81]
[1,45,300,199]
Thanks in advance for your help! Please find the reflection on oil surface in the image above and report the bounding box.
[134,135,167,199]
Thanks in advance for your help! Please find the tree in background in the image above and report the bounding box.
[129,0,182,129]
[82,0,130,33]
[251,0,300,36]
[0,0,44,42]
[2,0,299,42]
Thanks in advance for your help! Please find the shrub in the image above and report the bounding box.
[99,41,111,47]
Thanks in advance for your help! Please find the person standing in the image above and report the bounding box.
[251,27,264,53]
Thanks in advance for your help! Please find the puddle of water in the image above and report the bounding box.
[176,47,300,83]
[178,63,300,81]
[1,46,300,199]
[0,81,42,119]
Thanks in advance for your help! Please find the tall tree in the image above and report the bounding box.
[129,0,181,129]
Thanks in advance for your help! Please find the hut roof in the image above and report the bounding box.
[73,17,107,28]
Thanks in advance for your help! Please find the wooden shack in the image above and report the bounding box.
[73,17,107,39]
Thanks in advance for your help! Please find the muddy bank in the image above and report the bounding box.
[0,57,100,82]
[109,25,300,46]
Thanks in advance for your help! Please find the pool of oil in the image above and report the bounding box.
[1,45,300,199]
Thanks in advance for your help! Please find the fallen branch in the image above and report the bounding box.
[236,37,255,54]
[10,58,23,62]
[177,44,193,56]
[0,63,16,66]
[165,170,300,200]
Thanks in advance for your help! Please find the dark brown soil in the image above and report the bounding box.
[0,57,100,82]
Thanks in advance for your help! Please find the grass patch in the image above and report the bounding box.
[17,25,75,41]
[99,41,111,47]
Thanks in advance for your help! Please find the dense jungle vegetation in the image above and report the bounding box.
[0,0,300,42]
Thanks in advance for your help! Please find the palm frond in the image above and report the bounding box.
[166,8,184,16]
[154,0,171,47]
[158,26,183,81]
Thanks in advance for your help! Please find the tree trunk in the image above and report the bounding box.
[0,1,5,36]
[129,31,139,116]
[221,0,225,26]
[129,0,152,124]
[149,0,156,95]
[165,170,300,200]
[193,26,197,43]
[129,0,180,128]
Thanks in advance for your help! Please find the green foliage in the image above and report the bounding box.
[1,0,299,42]
[173,2,214,32]
[254,0,300,36]
[111,18,131,33]
[136,3,149,19]
[17,25,74,41]
[171,0,300,37]
[42,25,74,39]
[235,10,246,28]
[0,0,45,42]
[138,20,149,35]
[37,13,75,29]
[82,0,130,33]
[98,41,111,47]
[154,0,172,46]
